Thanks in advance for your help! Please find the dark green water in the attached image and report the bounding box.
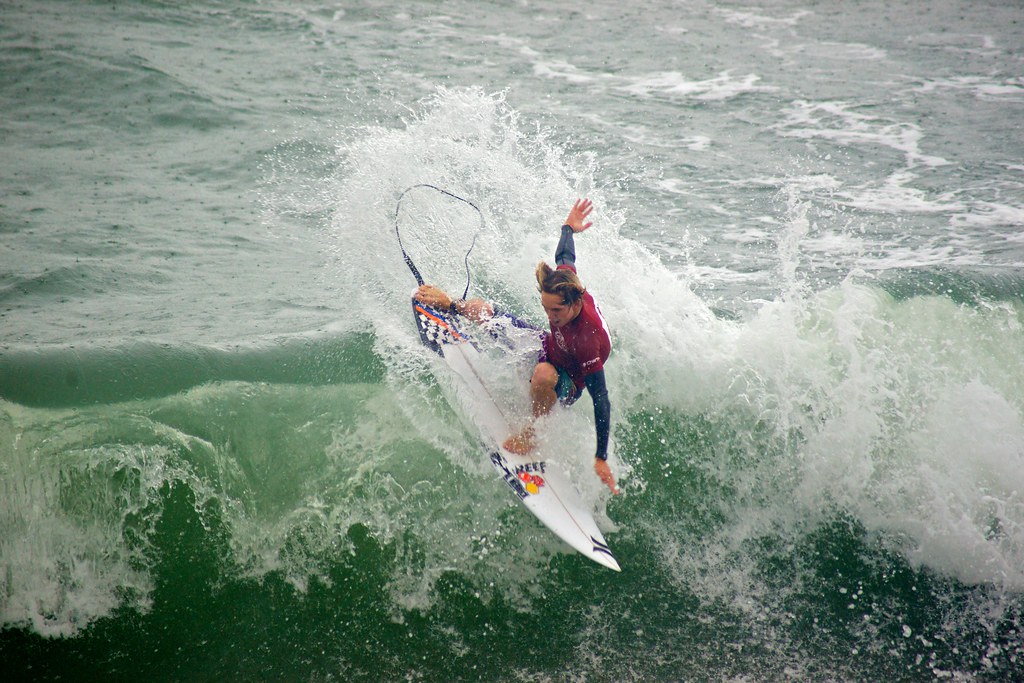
[3,307,1023,680]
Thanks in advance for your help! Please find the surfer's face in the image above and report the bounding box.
[541,292,583,328]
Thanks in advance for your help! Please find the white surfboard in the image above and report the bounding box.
[413,299,620,572]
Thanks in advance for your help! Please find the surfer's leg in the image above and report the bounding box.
[502,361,558,454]
[529,361,560,417]
[554,367,584,407]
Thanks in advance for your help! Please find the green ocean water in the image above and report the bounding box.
[3,1,1024,681]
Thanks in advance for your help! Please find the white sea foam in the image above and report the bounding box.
[816,41,887,61]
[879,378,1024,584]
[610,121,711,151]
[950,201,1024,230]
[772,40,887,61]
[667,291,1024,602]
[635,182,1024,605]
[907,32,1002,57]
[617,70,774,101]
[840,170,966,214]
[715,8,812,30]
[776,100,950,169]
[913,76,1024,101]
[524,47,773,103]
[531,58,599,85]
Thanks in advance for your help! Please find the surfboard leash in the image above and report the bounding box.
[394,184,484,300]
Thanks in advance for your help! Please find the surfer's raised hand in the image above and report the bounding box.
[594,458,619,495]
[564,198,594,234]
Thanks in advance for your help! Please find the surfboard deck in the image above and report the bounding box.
[412,298,620,572]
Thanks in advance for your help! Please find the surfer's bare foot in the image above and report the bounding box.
[502,427,535,455]
[594,459,619,495]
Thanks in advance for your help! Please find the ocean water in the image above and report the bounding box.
[2,0,1023,680]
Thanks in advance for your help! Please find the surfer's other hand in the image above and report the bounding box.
[594,459,619,495]
[414,284,451,309]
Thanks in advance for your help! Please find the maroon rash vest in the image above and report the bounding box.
[540,264,612,392]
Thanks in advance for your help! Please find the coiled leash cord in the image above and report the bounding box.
[394,184,484,300]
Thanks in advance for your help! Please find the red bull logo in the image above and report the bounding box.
[490,454,547,500]
[517,470,546,495]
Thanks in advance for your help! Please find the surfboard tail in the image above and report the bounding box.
[499,452,622,572]
[589,535,622,572]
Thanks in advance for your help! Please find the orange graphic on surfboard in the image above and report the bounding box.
[518,471,545,495]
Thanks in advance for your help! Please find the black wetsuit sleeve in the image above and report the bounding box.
[555,224,576,267]
[583,370,611,460]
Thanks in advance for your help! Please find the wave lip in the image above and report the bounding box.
[0,332,382,408]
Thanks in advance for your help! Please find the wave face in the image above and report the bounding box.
[3,0,1024,680]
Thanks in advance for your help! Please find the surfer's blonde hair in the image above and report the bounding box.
[535,262,586,305]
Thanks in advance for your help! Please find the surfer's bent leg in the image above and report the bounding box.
[503,361,559,455]
[529,362,560,418]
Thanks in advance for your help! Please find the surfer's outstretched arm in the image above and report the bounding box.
[555,198,593,268]
[584,370,611,459]
[584,370,618,494]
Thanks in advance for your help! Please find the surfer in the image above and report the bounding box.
[414,198,618,495]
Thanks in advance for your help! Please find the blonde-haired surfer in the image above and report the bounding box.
[415,199,617,494]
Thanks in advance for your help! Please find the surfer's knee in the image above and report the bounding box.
[531,362,558,391]
[459,298,493,322]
